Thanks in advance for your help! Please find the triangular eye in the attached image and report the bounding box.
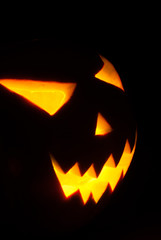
[0,79,76,115]
[95,55,124,91]
[95,113,112,136]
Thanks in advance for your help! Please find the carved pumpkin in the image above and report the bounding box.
[0,40,137,234]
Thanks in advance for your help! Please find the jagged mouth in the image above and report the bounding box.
[50,131,137,205]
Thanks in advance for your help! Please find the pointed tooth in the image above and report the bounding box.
[105,154,116,168]
[94,156,110,177]
[79,189,91,205]
[50,155,64,174]
[67,162,81,176]
[124,139,131,153]
[78,161,93,176]
[84,164,97,178]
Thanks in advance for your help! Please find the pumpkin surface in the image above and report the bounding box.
[0,40,136,234]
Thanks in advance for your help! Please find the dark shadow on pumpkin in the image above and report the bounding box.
[0,39,103,82]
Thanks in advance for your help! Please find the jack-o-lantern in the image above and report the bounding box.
[0,40,137,234]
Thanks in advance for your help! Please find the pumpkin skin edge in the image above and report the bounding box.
[0,40,137,235]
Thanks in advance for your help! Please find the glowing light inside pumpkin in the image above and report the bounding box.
[95,55,124,91]
[51,131,137,204]
[0,79,76,115]
[95,113,112,135]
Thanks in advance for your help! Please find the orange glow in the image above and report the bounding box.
[95,113,112,135]
[51,131,137,204]
[0,79,76,115]
[95,55,124,91]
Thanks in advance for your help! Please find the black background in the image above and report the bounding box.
[0,7,159,239]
